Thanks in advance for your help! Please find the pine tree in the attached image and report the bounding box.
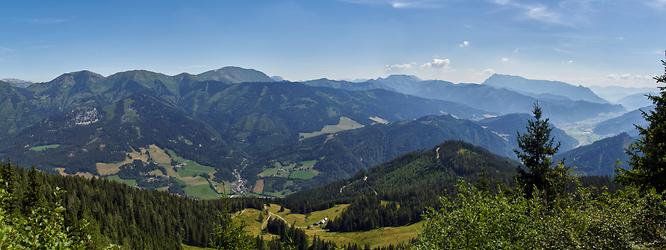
[23,166,43,214]
[210,200,255,250]
[515,103,561,198]
[618,60,666,193]
[0,162,17,213]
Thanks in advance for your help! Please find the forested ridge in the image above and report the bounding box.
[0,162,264,249]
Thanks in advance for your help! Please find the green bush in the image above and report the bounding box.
[415,181,666,250]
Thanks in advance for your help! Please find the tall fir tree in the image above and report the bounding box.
[0,162,17,213]
[23,166,43,214]
[514,103,561,198]
[618,60,666,193]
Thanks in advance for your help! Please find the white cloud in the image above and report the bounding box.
[384,63,415,72]
[421,58,451,69]
[501,57,510,62]
[458,41,470,48]
[566,60,575,64]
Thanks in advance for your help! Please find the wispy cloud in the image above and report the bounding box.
[491,0,566,25]
[501,57,510,62]
[645,0,666,9]
[6,17,70,24]
[0,46,14,54]
[384,63,416,72]
[607,73,655,81]
[458,41,470,48]
[341,0,443,9]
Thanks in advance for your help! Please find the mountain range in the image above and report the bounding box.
[483,74,608,104]
[0,66,634,199]
[304,74,625,123]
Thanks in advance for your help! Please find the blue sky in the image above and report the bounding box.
[0,0,664,87]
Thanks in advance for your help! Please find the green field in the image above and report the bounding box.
[106,175,138,187]
[167,149,216,177]
[289,170,317,180]
[234,203,417,247]
[29,144,61,152]
[183,184,220,200]
[258,160,319,180]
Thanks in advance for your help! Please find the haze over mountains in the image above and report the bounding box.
[305,74,625,123]
[0,66,645,198]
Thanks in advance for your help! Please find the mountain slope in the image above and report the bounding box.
[253,115,516,195]
[555,133,634,176]
[477,113,579,151]
[617,93,654,110]
[283,140,519,215]
[2,93,231,176]
[590,85,657,103]
[483,74,608,103]
[594,106,653,137]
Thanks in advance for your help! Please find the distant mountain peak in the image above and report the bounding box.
[197,66,274,83]
[381,74,421,82]
[1,78,33,88]
[50,70,104,86]
[483,73,608,104]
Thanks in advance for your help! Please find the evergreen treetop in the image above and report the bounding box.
[618,60,666,193]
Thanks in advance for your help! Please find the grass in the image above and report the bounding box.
[258,160,319,181]
[234,203,416,247]
[289,170,317,180]
[95,162,122,176]
[29,144,60,152]
[148,144,172,166]
[106,175,138,187]
[182,244,214,250]
[299,116,364,140]
[183,184,220,200]
[95,145,220,200]
[303,204,349,226]
[252,179,265,193]
[305,221,423,247]
[167,149,215,177]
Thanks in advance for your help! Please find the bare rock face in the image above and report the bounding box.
[72,106,100,126]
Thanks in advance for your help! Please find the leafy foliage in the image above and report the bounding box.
[415,181,666,249]
[0,165,96,249]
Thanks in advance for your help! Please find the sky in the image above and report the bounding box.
[0,0,664,87]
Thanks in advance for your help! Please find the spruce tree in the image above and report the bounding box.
[515,103,561,198]
[23,166,43,214]
[618,60,666,193]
